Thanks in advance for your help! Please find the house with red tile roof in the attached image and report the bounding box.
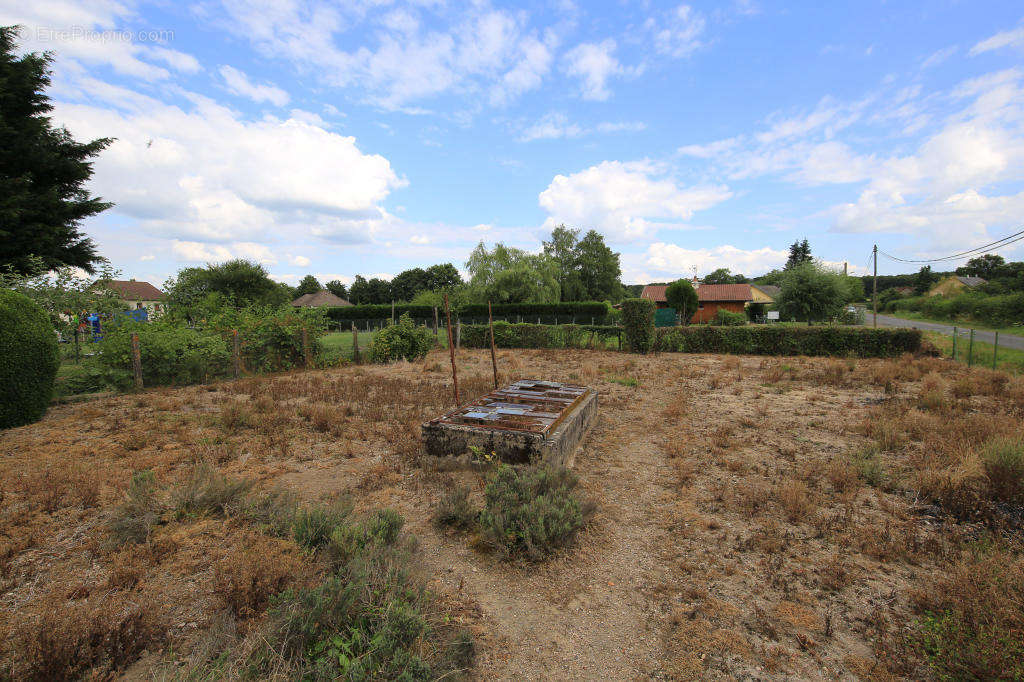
[640,281,753,323]
[103,279,166,316]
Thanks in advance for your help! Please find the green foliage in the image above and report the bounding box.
[170,464,251,519]
[324,279,349,301]
[433,486,477,530]
[325,301,610,322]
[369,313,435,363]
[656,326,922,357]
[292,501,353,551]
[163,259,289,319]
[849,445,886,487]
[53,361,108,398]
[107,470,161,546]
[466,241,559,303]
[96,320,231,388]
[220,307,328,372]
[460,323,620,349]
[777,262,850,322]
[479,464,589,561]
[703,268,748,284]
[665,279,698,324]
[746,302,767,321]
[621,298,656,354]
[784,238,813,270]
[710,309,747,326]
[0,289,59,428]
[0,27,111,275]
[294,274,323,297]
[918,609,1024,682]
[891,291,1024,327]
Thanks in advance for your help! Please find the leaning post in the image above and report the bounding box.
[488,301,499,388]
[444,293,460,406]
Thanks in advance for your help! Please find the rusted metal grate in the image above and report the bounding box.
[429,380,588,435]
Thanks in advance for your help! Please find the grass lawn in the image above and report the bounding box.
[883,311,1024,337]
[922,330,1024,373]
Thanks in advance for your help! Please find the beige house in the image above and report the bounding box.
[105,280,166,316]
[749,284,780,304]
[928,276,986,297]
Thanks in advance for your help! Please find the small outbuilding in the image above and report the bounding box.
[291,290,353,308]
[639,281,753,323]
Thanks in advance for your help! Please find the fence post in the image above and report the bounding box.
[232,328,241,378]
[952,326,957,361]
[993,332,998,370]
[130,332,143,390]
[433,306,439,337]
[444,293,459,406]
[488,301,499,389]
[302,327,311,368]
[968,329,974,368]
[456,321,462,350]
[351,323,360,363]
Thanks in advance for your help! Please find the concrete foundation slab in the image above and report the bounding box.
[422,380,598,467]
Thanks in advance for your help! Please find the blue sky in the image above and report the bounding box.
[5,1,1024,287]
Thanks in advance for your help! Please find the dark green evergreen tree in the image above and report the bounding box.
[0,27,112,274]
[784,239,812,270]
[294,274,322,297]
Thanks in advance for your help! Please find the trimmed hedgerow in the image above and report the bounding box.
[325,301,611,322]
[710,309,747,326]
[325,304,436,321]
[655,325,922,357]
[97,321,231,388]
[621,298,656,354]
[460,322,620,349]
[0,289,60,429]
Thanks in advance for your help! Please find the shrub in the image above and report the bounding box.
[224,307,328,372]
[170,464,251,519]
[433,486,476,530]
[53,361,108,398]
[107,470,162,546]
[369,313,436,363]
[621,298,656,354]
[97,320,230,388]
[0,289,59,428]
[292,501,352,551]
[710,309,747,326]
[324,302,610,323]
[656,326,922,357]
[479,464,589,561]
[665,279,698,323]
[213,532,304,618]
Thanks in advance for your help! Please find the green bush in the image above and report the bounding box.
[460,322,620,349]
[225,307,328,372]
[620,298,656,354]
[53,361,109,398]
[170,464,251,519]
[324,301,611,323]
[891,291,1024,327]
[369,313,436,363]
[0,289,60,428]
[479,464,589,561]
[96,320,231,388]
[433,486,477,530]
[710,309,747,326]
[655,325,921,357]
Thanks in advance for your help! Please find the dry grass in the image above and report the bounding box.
[1,350,1022,680]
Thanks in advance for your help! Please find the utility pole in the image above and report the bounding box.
[872,244,878,329]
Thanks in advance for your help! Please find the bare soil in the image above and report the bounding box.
[2,349,1022,680]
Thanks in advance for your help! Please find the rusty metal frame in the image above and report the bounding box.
[428,380,588,436]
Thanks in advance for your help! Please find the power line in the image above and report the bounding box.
[877,228,1024,264]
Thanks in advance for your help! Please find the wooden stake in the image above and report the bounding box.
[444,293,459,405]
[488,301,499,388]
[232,329,241,378]
[433,306,439,337]
[351,323,360,363]
[130,332,143,390]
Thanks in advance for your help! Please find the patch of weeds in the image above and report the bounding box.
[849,445,886,487]
[107,470,162,547]
[980,437,1024,504]
[479,464,592,561]
[606,374,640,387]
[171,464,251,520]
[433,486,477,531]
[292,500,352,551]
[242,489,299,537]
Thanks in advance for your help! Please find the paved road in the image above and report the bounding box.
[865,313,1024,351]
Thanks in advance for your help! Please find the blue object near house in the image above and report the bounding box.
[120,308,149,323]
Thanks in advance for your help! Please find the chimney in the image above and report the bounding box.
[843,262,848,276]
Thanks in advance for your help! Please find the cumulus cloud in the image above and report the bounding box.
[538,160,731,240]
[219,65,290,106]
[289,255,311,266]
[623,244,789,283]
[647,4,705,58]
[52,83,404,249]
[172,240,278,264]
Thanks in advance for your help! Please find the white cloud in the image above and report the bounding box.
[624,244,789,282]
[564,40,625,101]
[219,65,290,106]
[410,234,430,244]
[647,5,705,58]
[970,25,1024,56]
[289,255,311,266]
[172,240,277,264]
[538,160,731,240]
[146,46,202,74]
[139,254,155,261]
[53,82,404,249]
[519,112,645,141]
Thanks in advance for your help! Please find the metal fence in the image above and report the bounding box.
[334,314,614,333]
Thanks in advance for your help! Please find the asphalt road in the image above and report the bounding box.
[865,313,1024,351]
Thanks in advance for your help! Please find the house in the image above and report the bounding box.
[291,290,353,308]
[749,284,780,304]
[928,276,986,297]
[693,283,753,323]
[104,279,166,315]
[639,282,753,323]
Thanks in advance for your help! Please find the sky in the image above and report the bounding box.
[4,1,1024,288]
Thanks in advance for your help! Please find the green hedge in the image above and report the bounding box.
[369,314,436,363]
[891,291,1024,327]
[97,321,231,388]
[655,326,922,357]
[325,301,610,322]
[0,290,60,428]
[460,322,620,349]
[621,298,656,354]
